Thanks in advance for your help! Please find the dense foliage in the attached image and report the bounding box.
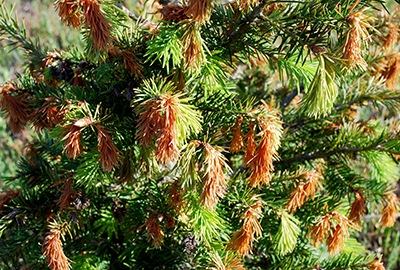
[0,0,400,269]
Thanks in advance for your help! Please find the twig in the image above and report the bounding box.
[276,144,383,165]
[234,144,387,175]
[280,87,301,110]
[114,2,157,29]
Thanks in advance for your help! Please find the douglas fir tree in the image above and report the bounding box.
[0,0,400,269]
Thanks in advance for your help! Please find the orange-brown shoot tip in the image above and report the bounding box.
[348,191,366,227]
[97,125,122,171]
[286,170,324,213]
[155,95,180,165]
[380,193,400,227]
[383,24,399,51]
[308,214,331,247]
[230,115,244,154]
[80,0,112,50]
[181,23,206,70]
[383,55,400,90]
[168,180,184,211]
[136,94,180,165]
[243,123,256,166]
[143,213,165,248]
[327,224,345,255]
[61,125,83,160]
[42,229,72,270]
[370,258,386,270]
[200,143,228,209]
[56,180,79,211]
[323,212,352,255]
[0,84,30,133]
[55,0,82,29]
[286,183,307,213]
[185,0,212,24]
[227,228,254,256]
[33,100,69,130]
[342,11,371,69]
[227,201,263,256]
[247,124,281,187]
[157,5,190,23]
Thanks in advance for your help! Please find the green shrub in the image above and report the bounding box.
[0,1,399,269]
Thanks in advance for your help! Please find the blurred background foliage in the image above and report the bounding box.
[0,0,83,185]
[0,0,83,82]
[0,0,400,269]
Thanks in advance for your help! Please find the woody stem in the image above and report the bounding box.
[277,144,384,165]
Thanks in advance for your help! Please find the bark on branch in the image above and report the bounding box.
[277,144,384,165]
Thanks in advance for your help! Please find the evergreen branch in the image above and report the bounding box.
[304,264,371,270]
[286,93,400,131]
[0,4,44,60]
[326,265,370,270]
[257,10,335,59]
[277,144,385,164]
[333,95,400,113]
[332,96,363,112]
[224,0,269,45]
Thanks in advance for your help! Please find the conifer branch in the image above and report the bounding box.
[304,264,371,270]
[0,4,44,59]
[332,94,400,113]
[277,144,385,164]
[287,93,400,131]
[224,0,269,45]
